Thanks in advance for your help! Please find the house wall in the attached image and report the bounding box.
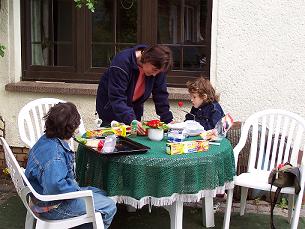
[0,1,9,84]
[1,0,305,147]
[213,0,305,121]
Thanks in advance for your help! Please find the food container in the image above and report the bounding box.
[102,135,117,153]
[166,140,209,155]
[167,129,186,142]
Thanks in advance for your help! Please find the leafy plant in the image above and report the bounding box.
[277,197,288,209]
[142,119,168,130]
[253,197,260,205]
[74,0,95,12]
[0,44,5,57]
[2,167,10,176]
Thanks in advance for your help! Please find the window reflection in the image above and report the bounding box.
[30,0,73,66]
[92,0,137,67]
[158,0,209,71]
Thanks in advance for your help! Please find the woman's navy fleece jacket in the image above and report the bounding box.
[96,45,173,125]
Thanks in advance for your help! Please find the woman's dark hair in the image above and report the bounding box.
[44,102,81,139]
[186,77,220,103]
[140,45,173,72]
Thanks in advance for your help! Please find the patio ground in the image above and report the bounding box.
[1,180,305,229]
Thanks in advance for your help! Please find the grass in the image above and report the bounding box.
[0,195,27,229]
[1,195,305,229]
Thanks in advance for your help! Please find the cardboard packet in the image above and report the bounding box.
[166,140,209,155]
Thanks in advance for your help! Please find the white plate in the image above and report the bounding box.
[187,132,201,137]
[167,122,186,130]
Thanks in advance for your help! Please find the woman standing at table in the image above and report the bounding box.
[96,44,174,134]
[25,102,116,229]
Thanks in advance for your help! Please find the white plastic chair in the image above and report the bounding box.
[18,98,86,150]
[223,109,305,229]
[0,137,104,229]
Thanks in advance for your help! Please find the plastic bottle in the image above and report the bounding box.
[130,120,138,137]
[103,135,117,153]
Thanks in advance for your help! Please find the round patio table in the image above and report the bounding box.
[76,136,235,228]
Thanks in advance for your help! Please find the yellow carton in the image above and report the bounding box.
[166,142,184,155]
[166,140,209,155]
[196,140,209,152]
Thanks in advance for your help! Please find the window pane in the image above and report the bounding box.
[157,0,210,72]
[92,0,137,67]
[92,1,114,42]
[92,44,136,68]
[30,0,73,66]
[117,44,134,52]
[92,45,115,67]
[117,1,137,43]
[183,46,207,71]
[158,1,182,44]
[171,46,182,69]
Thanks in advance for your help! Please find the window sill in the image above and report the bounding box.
[5,81,190,100]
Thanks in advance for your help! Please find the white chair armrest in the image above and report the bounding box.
[233,143,245,170]
[35,190,95,217]
[232,121,252,170]
[33,190,96,218]
[21,167,93,202]
[34,190,93,202]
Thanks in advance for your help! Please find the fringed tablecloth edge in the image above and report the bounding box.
[110,181,234,209]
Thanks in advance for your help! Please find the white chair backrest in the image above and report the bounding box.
[1,137,26,194]
[0,137,39,218]
[18,98,86,149]
[234,109,305,173]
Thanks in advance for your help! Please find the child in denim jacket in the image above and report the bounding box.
[25,102,116,229]
[185,77,224,130]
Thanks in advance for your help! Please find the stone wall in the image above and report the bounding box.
[0,146,28,170]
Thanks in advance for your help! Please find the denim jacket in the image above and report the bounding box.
[25,135,80,199]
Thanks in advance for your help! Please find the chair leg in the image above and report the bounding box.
[288,194,294,224]
[95,212,105,229]
[291,193,302,229]
[25,211,35,229]
[240,187,248,216]
[223,188,234,229]
[35,220,45,229]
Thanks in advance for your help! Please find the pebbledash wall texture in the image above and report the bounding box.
[214,0,305,120]
[0,0,305,150]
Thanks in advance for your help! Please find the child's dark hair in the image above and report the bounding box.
[186,77,220,103]
[44,102,81,139]
[140,45,173,72]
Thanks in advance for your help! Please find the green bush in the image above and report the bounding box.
[0,44,5,57]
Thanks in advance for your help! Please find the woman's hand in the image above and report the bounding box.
[136,121,147,135]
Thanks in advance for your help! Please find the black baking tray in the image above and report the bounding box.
[75,136,150,155]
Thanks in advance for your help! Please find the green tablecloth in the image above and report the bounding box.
[76,136,235,205]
